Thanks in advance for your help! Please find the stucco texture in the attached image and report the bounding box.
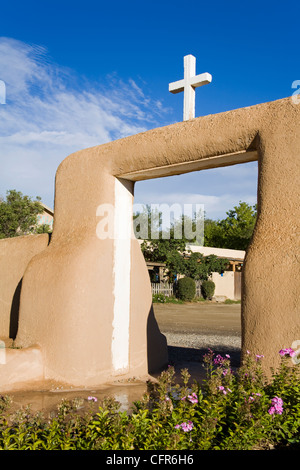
[6,96,300,386]
[0,234,49,340]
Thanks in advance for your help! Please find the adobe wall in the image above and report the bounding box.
[11,97,300,385]
[0,234,49,340]
[211,272,235,300]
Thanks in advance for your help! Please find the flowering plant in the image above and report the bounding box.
[0,347,299,450]
[268,396,284,415]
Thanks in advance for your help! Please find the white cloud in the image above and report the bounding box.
[0,37,258,219]
[134,161,258,220]
[133,190,256,221]
[0,37,167,207]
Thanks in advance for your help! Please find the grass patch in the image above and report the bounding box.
[152,293,184,304]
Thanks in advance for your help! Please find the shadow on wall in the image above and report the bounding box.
[147,305,168,374]
[9,278,23,340]
[7,233,52,341]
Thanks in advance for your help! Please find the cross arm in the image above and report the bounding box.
[190,72,212,88]
[169,79,185,94]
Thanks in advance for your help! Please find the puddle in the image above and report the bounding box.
[4,345,241,416]
[5,380,150,415]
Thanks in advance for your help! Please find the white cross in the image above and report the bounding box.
[169,55,212,121]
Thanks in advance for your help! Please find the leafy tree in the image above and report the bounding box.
[203,218,225,248]
[220,201,257,250]
[136,205,192,281]
[0,189,44,239]
[204,201,257,250]
[134,204,204,245]
[35,223,52,234]
[137,206,228,281]
[141,237,187,282]
[184,252,228,281]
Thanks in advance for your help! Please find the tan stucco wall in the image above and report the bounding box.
[0,346,44,392]
[6,96,299,386]
[0,234,49,340]
[211,272,235,300]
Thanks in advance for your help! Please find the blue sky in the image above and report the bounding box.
[0,0,299,220]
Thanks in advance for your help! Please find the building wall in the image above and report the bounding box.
[37,204,54,230]
[0,234,49,339]
[211,271,236,300]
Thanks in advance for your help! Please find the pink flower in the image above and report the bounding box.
[218,386,231,395]
[272,396,283,408]
[256,354,264,361]
[187,392,198,404]
[175,421,194,432]
[214,354,225,365]
[268,396,283,415]
[87,396,98,402]
[279,348,296,358]
[248,392,261,403]
[181,392,198,404]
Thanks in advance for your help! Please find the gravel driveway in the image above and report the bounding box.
[153,302,242,382]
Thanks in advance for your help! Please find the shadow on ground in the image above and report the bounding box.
[167,344,241,384]
[168,344,241,367]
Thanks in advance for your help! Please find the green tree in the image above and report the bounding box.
[203,218,224,248]
[35,223,52,234]
[141,237,187,282]
[184,252,229,281]
[137,207,228,282]
[204,201,257,250]
[136,205,191,281]
[0,189,44,239]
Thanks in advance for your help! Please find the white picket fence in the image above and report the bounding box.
[151,281,202,298]
[151,282,174,297]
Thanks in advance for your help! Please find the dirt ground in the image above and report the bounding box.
[153,301,242,384]
[7,302,241,414]
[153,301,241,337]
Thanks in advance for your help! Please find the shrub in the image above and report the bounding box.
[201,280,215,300]
[224,299,241,304]
[152,293,184,304]
[177,277,196,301]
[0,348,300,450]
[152,293,167,303]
